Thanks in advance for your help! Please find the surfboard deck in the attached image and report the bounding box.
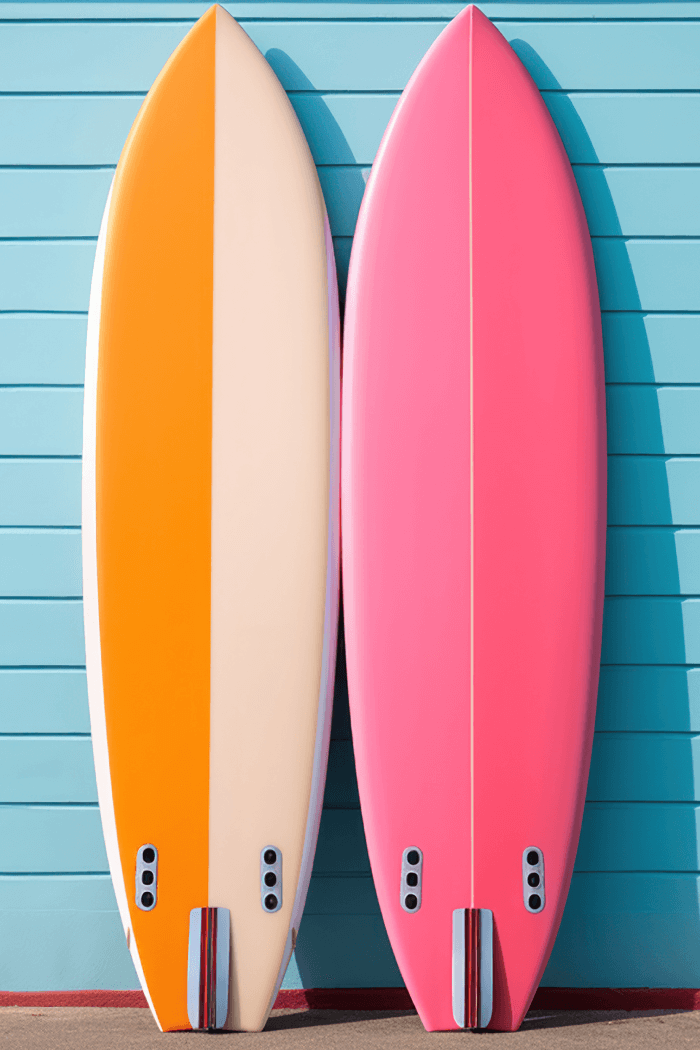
[82,5,340,1032]
[342,5,606,1032]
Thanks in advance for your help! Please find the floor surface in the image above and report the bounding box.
[1,1007,699,1048]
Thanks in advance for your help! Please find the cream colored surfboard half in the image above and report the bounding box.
[82,5,340,1032]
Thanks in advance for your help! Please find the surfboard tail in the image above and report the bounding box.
[452,908,493,1030]
[187,907,231,1031]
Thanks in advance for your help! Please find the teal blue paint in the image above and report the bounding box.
[12,236,700,317]
[0,600,85,666]
[4,166,362,240]
[0,670,89,733]
[0,317,87,386]
[291,916,403,988]
[333,237,352,298]
[0,738,96,803]
[305,876,379,915]
[597,668,700,732]
[606,528,700,596]
[0,170,113,239]
[2,0,700,998]
[0,96,143,166]
[0,461,81,528]
[0,243,95,313]
[10,164,700,243]
[501,22,700,91]
[588,733,700,802]
[545,93,700,165]
[0,806,106,873]
[5,20,700,95]
[4,3,700,21]
[543,873,700,987]
[603,315,700,385]
[607,457,700,526]
[0,530,82,598]
[594,240,700,313]
[7,91,700,172]
[576,803,700,872]
[0,390,83,456]
[607,387,700,455]
[0,876,137,991]
[576,168,700,238]
[319,167,370,238]
[290,94,397,166]
[323,740,360,809]
[313,810,370,875]
[602,597,700,665]
[0,22,193,93]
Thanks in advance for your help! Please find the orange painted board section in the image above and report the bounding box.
[95,8,215,1030]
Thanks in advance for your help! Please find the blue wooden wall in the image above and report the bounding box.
[1,0,700,993]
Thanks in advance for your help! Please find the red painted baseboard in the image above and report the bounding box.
[2,987,700,1012]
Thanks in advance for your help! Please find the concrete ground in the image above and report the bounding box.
[1,1007,699,1049]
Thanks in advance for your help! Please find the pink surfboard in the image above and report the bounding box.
[342,6,606,1033]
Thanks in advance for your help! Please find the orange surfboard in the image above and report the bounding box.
[82,6,340,1031]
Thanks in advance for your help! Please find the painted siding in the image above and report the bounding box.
[0,0,699,993]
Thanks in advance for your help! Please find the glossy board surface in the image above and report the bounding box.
[342,6,606,1030]
[82,5,340,1031]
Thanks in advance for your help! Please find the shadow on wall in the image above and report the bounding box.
[264,49,401,988]
[512,41,700,987]
[265,48,369,309]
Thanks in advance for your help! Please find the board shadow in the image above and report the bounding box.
[506,40,699,988]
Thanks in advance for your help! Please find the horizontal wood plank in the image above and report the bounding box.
[0,461,81,528]
[576,802,700,872]
[577,167,700,239]
[594,240,700,313]
[597,666,700,732]
[606,528,700,596]
[603,315,700,385]
[3,21,700,93]
[0,600,85,666]
[607,386,700,455]
[0,737,96,803]
[544,872,700,987]
[0,242,95,312]
[286,914,402,988]
[0,875,137,990]
[313,810,369,874]
[305,875,379,916]
[0,806,106,873]
[588,732,700,801]
[0,96,143,166]
[0,670,89,733]
[4,3,700,20]
[0,316,87,386]
[608,456,700,526]
[5,92,700,169]
[0,530,82,598]
[0,453,698,533]
[602,596,700,664]
[323,740,360,810]
[8,166,700,242]
[0,389,83,456]
[0,169,113,240]
[546,93,700,165]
